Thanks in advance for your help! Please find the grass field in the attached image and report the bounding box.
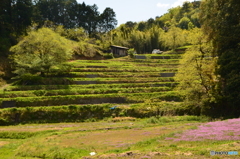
[0,116,239,159]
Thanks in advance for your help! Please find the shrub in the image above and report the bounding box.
[17,74,43,85]
[103,53,114,59]
[49,63,73,76]
[128,48,136,58]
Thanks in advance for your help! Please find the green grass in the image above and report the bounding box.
[0,130,56,139]
[0,91,183,108]
[0,86,172,98]
[7,82,178,91]
[0,116,239,159]
[49,71,177,78]
[70,67,178,73]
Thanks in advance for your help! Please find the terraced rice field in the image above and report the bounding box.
[0,54,183,123]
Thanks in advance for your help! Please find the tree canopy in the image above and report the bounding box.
[109,1,201,53]
[34,0,117,35]
[10,27,73,77]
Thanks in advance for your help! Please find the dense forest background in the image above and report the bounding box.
[0,0,240,118]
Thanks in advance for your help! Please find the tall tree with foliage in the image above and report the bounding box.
[99,7,117,33]
[175,45,217,114]
[162,26,185,50]
[200,0,240,117]
[10,27,73,77]
[0,0,33,55]
[175,27,218,114]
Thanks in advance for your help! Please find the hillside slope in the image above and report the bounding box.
[0,52,186,124]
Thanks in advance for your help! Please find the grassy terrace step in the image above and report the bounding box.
[0,91,181,107]
[127,58,180,61]
[0,102,188,125]
[71,59,180,66]
[0,94,126,108]
[71,57,180,62]
[14,77,175,85]
[53,72,177,78]
[72,76,175,80]
[70,55,181,64]
[133,56,182,60]
[0,87,172,98]
[73,63,180,67]
[70,68,178,72]
[7,82,178,91]
[130,61,180,64]
[30,77,175,85]
[135,63,179,67]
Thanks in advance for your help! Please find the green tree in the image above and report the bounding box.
[0,0,33,56]
[148,26,164,51]
[175,43,217,114]
[187,28,202,45]
[55,25,103,58]
[64,0,78,28]
[162,26,185,50]
[10,27,73,77]
[128,30,147,54]
[200,0,240,117]
[178,16,191,30]
[181,1,193,14]
[99,7,117,33]
[136,21,147,31]
[77,2,103,36]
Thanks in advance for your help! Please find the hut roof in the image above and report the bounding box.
[110,45,129,50]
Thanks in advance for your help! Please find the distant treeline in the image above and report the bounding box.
[111,1,202,53]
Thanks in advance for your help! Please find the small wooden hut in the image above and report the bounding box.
[110,45,129,57]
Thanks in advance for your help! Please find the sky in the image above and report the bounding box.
[77,0,196,26]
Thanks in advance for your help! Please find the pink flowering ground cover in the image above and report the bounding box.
[166,118,240,141]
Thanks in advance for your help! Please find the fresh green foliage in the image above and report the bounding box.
[162,26,186,50]
[10,27,73,77]
[174,26,219,115]
[110,1,201,53]
[175,44,217,114]
[73,40,102,58]
[127,48,136,58]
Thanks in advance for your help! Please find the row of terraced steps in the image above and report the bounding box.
[0,53,182,110]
